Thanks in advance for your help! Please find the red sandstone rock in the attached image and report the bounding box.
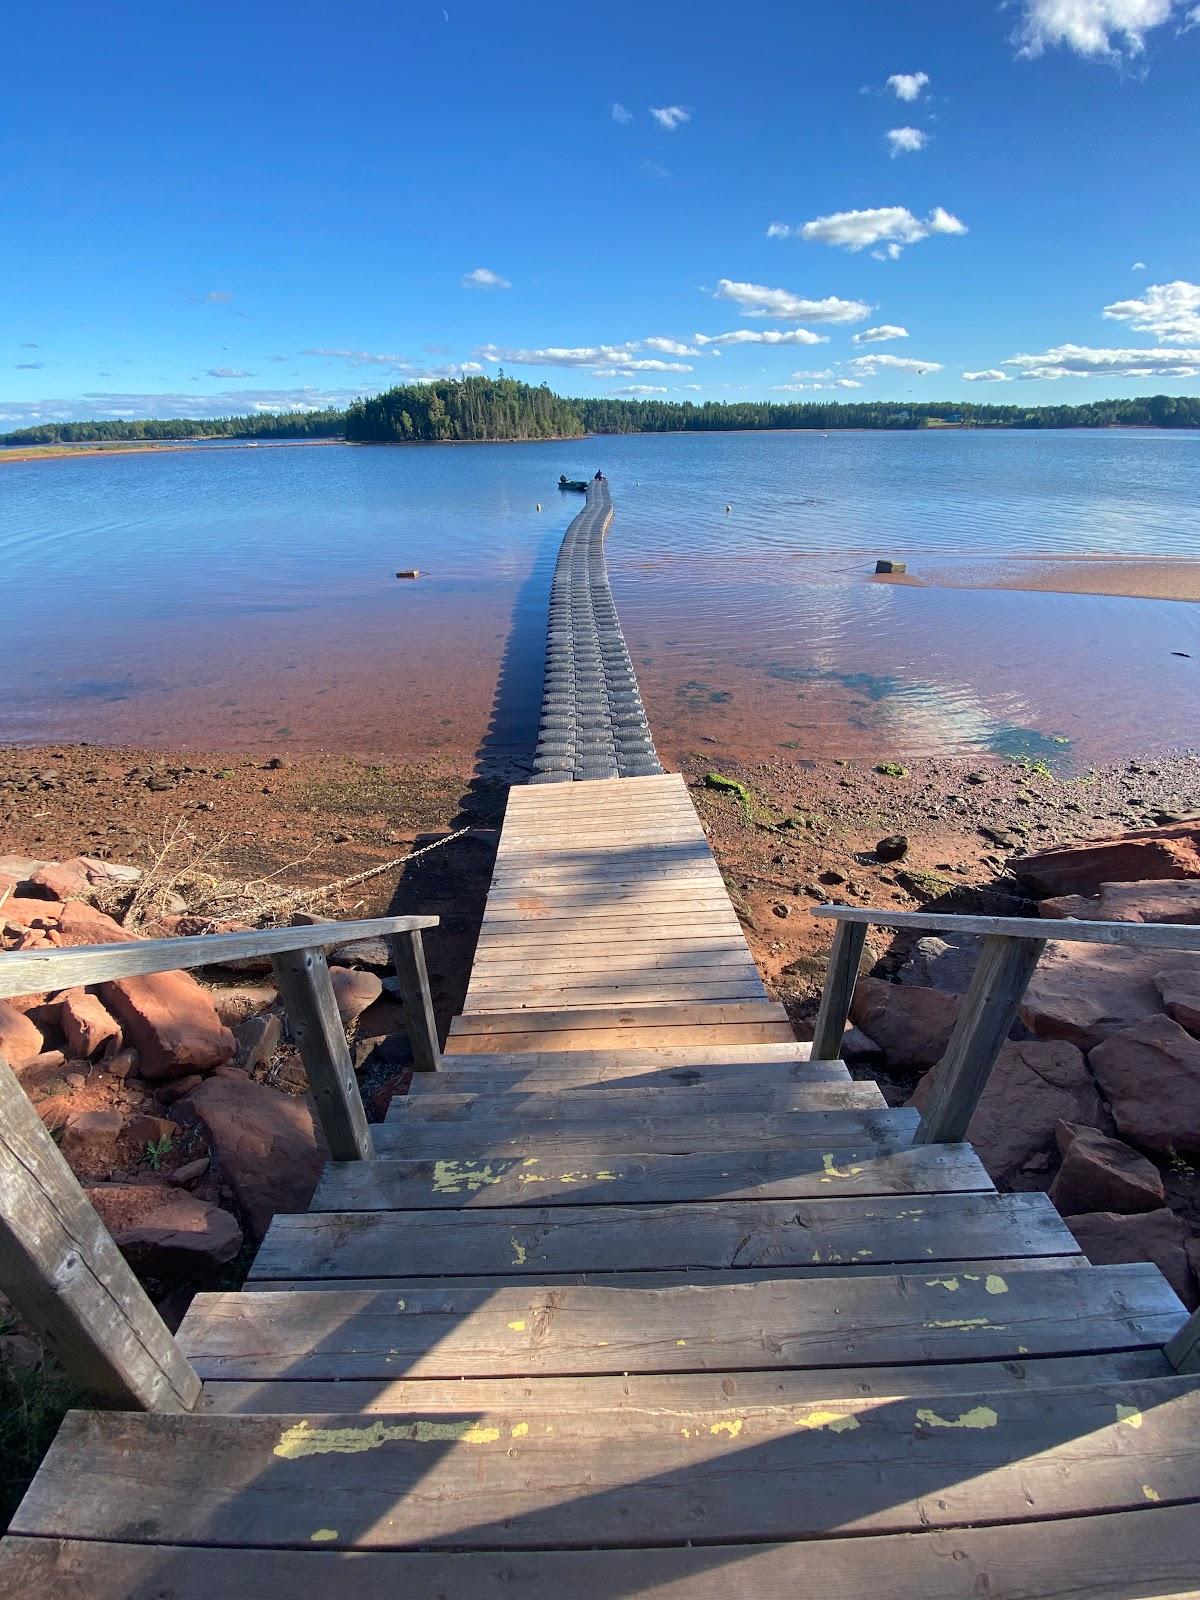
[89,1182,242,1274]
[909,1039,1108,1187]
[28,858,93,901]
[209,983,278,1024]
[1088,1015,1200,1153]
[1065,1208,1196,1307]
[1099,879,1200,924]
[59,988,123,1059]
[1,897,65,930]
[1154,964,1200,1035]
[849,977,960,1071]
[1038,894,1099,920]
[179,1074,327,1239]
[329,967,384,1029]
[1016,822,1200,899]
[57,902,137,946]
[1048,1125,1165,1214]
[98,971,236,1080]
[60,1109,127,1173]
[1020,941,1172,1052]
[0,999,46,1070]
[125,1113,179,1147]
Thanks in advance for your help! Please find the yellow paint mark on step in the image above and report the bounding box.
[710,1418,743,1437]
[676,1339,687,1347]
[820,1153,863,1181]
[795,1410,860,1433]
[1116,1405,1143,1429]
[511,1422,529,1438]
[508,1319,527,1332]
[275,1419,501,1458]
[310,1529,338,1543]
[985,1274,1008,1295]
[1143,1485,1161,1502]
[433,1159,500,1194]
[926,1277,960,1291]
[510,1238,528,1266]
[916,1406,999,1431]
[523,1157,539,1166]
[925,1317,992,1331]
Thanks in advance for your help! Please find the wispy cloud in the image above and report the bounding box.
[644,336,700,354]
[847,353,944,375]
[0,387,370,427]
[1003,342,1200,378]
[886,70,929,101]
[611,101,633,123]
[1131,260,1148,270]
[693,328,827,348]
[592,358,694,374]
[962,369,1011,381]
[1013,0,1178,60]
[642,160,672,179]
[711,278,871,322]
[302,347,407,366]
[1102,279,1200,342]
[610,384,668,394]
[886,126,929,156]
[770,205,966,258]
[771,377,863,392]
[851,324,909,344]
[649,105,690,130]
[15,361,45,370]
[20,341,38,349]
[475,342,692,375]
[205,366,253,378]
[460,266,511,289]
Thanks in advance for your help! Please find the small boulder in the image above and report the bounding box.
[59,989,123,1059]
[88,1182,242,1275]
[0,999,46,1070]
[1064,1208,1195,1308]
[839,1024,885,1070]
[57,902,137,946]
[329,937,392,972]
[98,971,236,1080]
[60,1109,127,1174]
[1015,821,1200,899]
[208,983,278,1025]
[329,967,383,1029]
[179,1074,327,1239]
[169,1156,210,1186]
[874,834,909,863]
[234,1011,282,1070]
[1020,941,1170,1053]
[1039,894,1100,920]
[1048,1125,1165,1214]
[1154,964,1200,1035]
[850,977,959,1071]
[27,859,93,901]
[125,1113,179,1148]
[1088,1015,1200,1153]
[897,935,981,995]
[2,896,65,930]
[909,1039,1108,1188]
[1098,879,1200,925]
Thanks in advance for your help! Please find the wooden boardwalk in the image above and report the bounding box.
[3,489,1199,1596]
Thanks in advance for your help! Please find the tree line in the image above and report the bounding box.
[4,380,1198,446]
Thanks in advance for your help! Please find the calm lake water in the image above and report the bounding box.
[2,431,1198,769]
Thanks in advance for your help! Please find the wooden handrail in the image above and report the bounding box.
[810,904,1200,951]
[0,914,439,998]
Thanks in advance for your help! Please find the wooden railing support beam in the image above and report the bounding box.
[810,919,867,1062]
[1166,1310,1200,1374]
[270,948,374,1160]
[0,1054,201,1412]
[388,929,441,1073]
[914,933,1046,1146]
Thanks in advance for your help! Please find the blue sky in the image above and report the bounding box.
[3,0,1199,424]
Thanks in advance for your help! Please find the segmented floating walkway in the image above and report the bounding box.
[3,492,1198,1598]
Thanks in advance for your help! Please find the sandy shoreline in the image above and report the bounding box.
[873,554,1200,604]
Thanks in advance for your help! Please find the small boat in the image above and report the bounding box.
[558,476,588,492]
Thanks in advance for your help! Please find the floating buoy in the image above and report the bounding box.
[875,559,906,575]
[536,503,541,512]
[395,569,420,579]
[725,504,731,513]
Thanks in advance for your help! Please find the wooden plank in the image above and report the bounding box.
[0,914,439,998]
[177,1265,1185,1380]
[405,1063,850,1095]
[269,1194,1073,1281]
[390,1082,884,1120]
[472,918,746,942]
[309,1142,990,1212]
[0,1054,201,1412]
[446,1023,799,1052]
[813,903,1200,953]
[463,982,769,1009]
[1166,1306,1200,1374]
[9,1504,1200,1598]
[469,948,757,973]
[811,918,867,1062]
[915,935,1046,1146]
[387,930,441,1074]
[270,950,373,1161]
[450,1001,789,1035]
[415,1042,817,1074]
[467,963,763,989]
[203,1346,1168,1411]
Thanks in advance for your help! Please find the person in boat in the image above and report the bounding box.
[559,474,568,486]
[594,469,605,481]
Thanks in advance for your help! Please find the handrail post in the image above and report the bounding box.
[388,929,442,1073]
[1166,1311,1200,1373]
[270,947,374,1159]
[811,918,867,1061]
[0,1053,202,1411]
[914,933,1046,1145]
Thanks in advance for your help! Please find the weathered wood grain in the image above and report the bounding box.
[391,1081,884,1120]
[813,903,1200,952]
[405,1062,849,1097]
[270,949,373,1161]
[387,929,441,1073]
[450,1001,789,1034]
[811,918,867,1062]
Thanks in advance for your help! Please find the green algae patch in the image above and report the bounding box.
[705,772,754,820]
[875,762,908,777]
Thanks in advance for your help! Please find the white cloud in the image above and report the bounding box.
[886,71,930,101]
[848,353,944,375]
[1131,260,1148,270]
[693,328,827,348]
[711,278,871,322]
[205,366,253,378]
[679,383,703,391]
[887,126,929,156]
[611,102,633,123]
[461,266,511,289]
[16,360,45,369]
[851,324,909,344]
[962,369,1012,381]
[1013,0,1181,60]
[611,384,668,394]
[592,359,693,374]
[1003,342,1200,378]
[1102,279,1200,342]
[770,377,863,392]
[774,205,967,256]
[0,387,370,426]
[649,105,690,130]
[643,336,699,354]
[302,347,407,365]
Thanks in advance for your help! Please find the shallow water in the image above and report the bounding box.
[1,430,1197,768]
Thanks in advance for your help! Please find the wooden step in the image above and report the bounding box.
[446,1000,795,1054]
[416,1041,819,1078]
[177,1265,1184,1382]
[407,1062,850,1096]
[265,1192,1073,1280]
[462,978,769,1009]
[314,1139,977,1210]
[390,1081,884,1122]
[450,1003,790,1033]
[8,1500,1200,1597]
[372,1107,920,1160]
